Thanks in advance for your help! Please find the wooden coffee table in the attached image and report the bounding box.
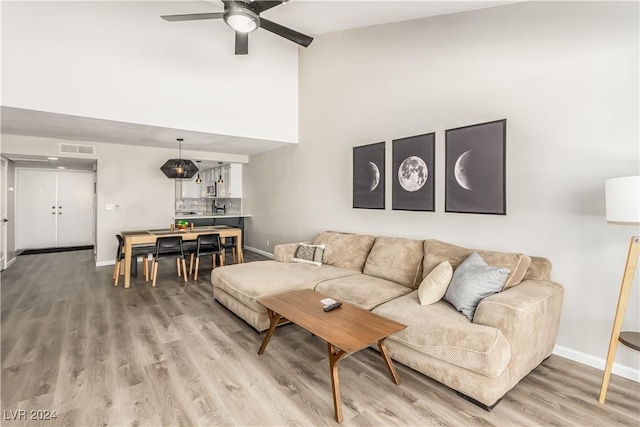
[257,289,407,423]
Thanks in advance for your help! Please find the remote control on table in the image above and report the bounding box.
[323,302,342,312]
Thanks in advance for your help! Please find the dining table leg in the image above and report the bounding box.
[124,237,133,289]
[236,233,244,263]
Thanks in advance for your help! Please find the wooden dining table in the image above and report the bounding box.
[120,225,244,288]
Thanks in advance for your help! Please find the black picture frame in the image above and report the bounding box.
[353,142,385,209]
[392,133,435,211]
[445,119,506,215]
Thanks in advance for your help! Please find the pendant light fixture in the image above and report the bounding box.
[195,161,202,184]
[160,138,199,179]
[217,162,224,184]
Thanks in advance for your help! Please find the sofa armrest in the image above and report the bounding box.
[473,279,564,384]
[273,242,308,263]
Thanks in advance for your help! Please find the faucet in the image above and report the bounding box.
[212,201,226,213]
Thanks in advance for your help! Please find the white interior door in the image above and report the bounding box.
[57,172,94,246]
[16,169,57,249]
[0,158,7,269]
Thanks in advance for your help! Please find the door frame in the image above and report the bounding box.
[1,157,7,270]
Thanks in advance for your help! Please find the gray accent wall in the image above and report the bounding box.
[244,2,640,373]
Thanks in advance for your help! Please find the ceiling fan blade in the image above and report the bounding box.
[247,1,286,14]
[235,32,249,55]
[259,18,313,47]
[161,12,224,22]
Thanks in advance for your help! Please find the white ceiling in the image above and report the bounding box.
[1,1,522,156]
[235,0,522,35]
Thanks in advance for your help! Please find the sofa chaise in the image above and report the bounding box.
[211,231,564,409]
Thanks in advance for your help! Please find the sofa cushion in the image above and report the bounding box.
[363,236,424,288]
[522,256,552,281]
[423,240,531,289]
[314,274,413,311]
[444,252,509,320]
[212,261,359,313]
[313,231,376,271]
[372,291,511,378]
[418,260,453,305]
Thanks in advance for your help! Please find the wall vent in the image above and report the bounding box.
[59,143,96,155]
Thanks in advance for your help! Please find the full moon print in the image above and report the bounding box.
[398,156,428,192]
[392,133,435,211]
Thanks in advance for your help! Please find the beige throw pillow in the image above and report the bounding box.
[418,260,454,306]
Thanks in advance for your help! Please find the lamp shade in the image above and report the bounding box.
[605,175,640,223]
[160,158,199,179]
[160,137,199,179]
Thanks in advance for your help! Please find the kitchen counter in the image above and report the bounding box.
[174,213,252,219]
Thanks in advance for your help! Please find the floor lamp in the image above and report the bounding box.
[598,175,640,404]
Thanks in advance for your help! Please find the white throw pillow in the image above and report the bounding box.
[292,243,325,266]
[418,260,454,305]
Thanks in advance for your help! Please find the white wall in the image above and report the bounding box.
[1,134,247,264]
[1,1,299,143]
[244,2,640,375]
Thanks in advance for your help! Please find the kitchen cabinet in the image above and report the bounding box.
[229,164,242,197]
[176,163,242,199]
[177,176,202,198]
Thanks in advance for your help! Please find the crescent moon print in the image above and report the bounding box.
[353,141,385,209]
[369,162,380,191]
[445,119,506,214]
[454,150,473,190]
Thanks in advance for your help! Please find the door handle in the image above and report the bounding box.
[1,218,8,223]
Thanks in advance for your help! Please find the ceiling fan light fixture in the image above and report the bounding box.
[224,5,259,33]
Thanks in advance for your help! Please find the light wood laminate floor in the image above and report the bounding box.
[1,250,639,426]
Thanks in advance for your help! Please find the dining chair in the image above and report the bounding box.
[151,236,188,287]
[187,233,224,280]
[221,235,239,264]
[113,234,155,286]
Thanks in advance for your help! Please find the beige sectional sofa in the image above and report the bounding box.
[211,231,564,409]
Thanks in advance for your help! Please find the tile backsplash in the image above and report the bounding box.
[176,198,242,214]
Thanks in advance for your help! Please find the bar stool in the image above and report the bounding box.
[187,233,224,280]
[151,236,188,287]
[113,235,155,286]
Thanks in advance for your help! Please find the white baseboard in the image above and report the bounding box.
[553,344,639,382]
[96,260,116,267]
[7,257,16,268]
[244,246,274,258]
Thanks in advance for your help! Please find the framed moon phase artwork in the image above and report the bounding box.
[445,119,506,215]
[353,142,385,209]
[392,133,435,211]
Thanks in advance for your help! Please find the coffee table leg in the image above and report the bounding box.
[377,339,401,385]
[258,309,282,355]
[328,343,347,423]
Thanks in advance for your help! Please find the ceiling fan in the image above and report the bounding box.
[161,0,313,55]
